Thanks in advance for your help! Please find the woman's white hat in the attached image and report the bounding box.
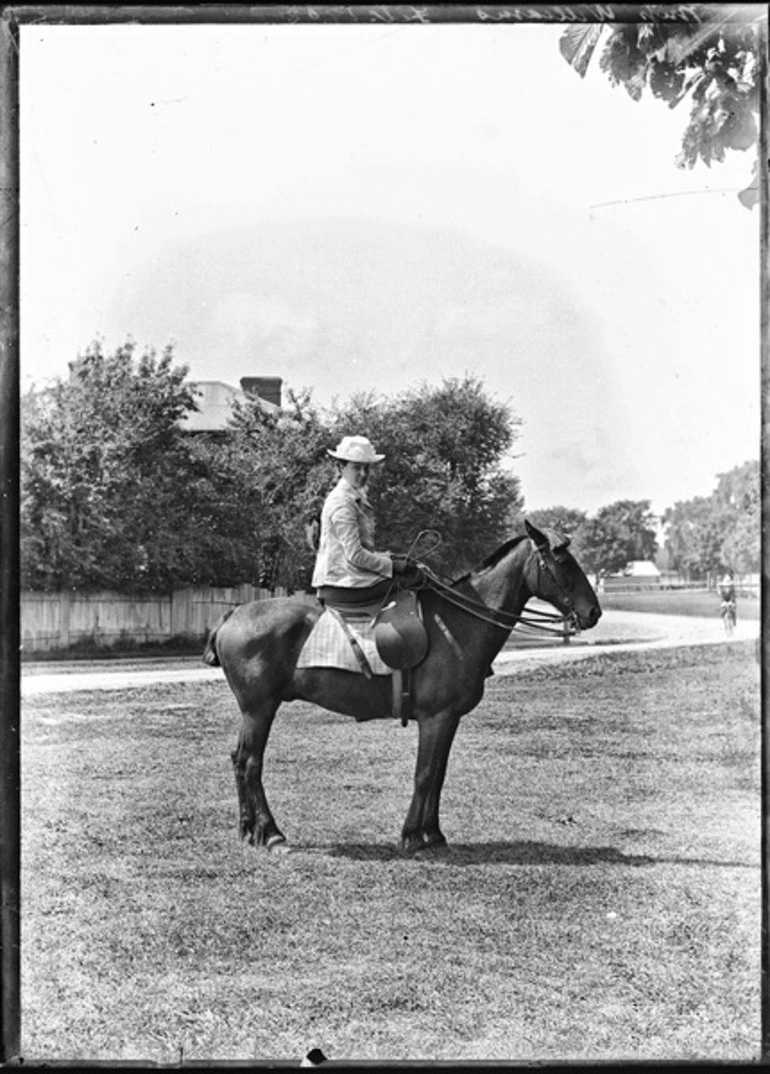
[327,435,385,464]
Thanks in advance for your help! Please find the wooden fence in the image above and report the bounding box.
[21,573,762,654]
[600,574,760,595]
[20,585,295,654]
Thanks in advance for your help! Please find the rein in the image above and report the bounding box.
[416,560,580,638]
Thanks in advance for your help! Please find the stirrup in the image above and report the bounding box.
[392,668,412,727]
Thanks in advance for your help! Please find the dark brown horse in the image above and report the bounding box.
[204,519,601,854]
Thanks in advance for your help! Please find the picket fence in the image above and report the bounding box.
[20,585,297,654]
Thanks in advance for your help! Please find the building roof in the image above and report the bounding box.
[624,560,661,577]
[180,380,278,433]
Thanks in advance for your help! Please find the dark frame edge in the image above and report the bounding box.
[0,3,764,27]
[0,1,764,1066]
[761,3,770,1065]
[0,3,21,1066]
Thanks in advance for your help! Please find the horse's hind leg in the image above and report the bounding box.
[231,705,286,850]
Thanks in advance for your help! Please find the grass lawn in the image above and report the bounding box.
[20,642,761,1063]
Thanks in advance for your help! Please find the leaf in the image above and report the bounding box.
[559,24,603,78]
[711,102,733,135]
[649,59,686,104]
[671,67,706,107]
[738,161,759,210]
[721,107,758,151]
[664,20,722,66]
[625,64,647,102]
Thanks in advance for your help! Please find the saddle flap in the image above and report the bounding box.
[373,590,428,670]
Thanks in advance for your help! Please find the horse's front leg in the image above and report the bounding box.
[401,708,460,854]
[231,707,286,850]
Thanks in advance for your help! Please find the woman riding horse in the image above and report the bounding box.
[312,435,420,606]
[205,509,602,854]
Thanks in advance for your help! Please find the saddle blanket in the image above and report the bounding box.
[296,609,389,676]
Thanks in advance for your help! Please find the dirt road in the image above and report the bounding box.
[20,608,758,697]
[494,608,758,675]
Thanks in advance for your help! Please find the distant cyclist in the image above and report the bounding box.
[718,572,737,635]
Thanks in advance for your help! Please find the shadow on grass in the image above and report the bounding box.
[322,840,757,869]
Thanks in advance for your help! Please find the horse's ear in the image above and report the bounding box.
[525,519,571,555]
[524,519,548,551]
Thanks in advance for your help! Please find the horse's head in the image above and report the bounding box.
[523,519,602,632]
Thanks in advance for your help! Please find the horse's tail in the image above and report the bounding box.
[202,606,236,667]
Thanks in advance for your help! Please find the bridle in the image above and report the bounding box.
[413,543,582,638]
[530,545,581,635]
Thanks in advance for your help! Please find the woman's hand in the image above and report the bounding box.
[391,555,423,586]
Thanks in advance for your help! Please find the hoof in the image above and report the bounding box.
[413,841,450,859]
[400,833,447,856]
[265,833,291,853]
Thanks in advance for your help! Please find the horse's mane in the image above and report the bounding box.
[452,534,529,584]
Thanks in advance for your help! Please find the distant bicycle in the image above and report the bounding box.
[718,572,737,637]
[721,599,737,636]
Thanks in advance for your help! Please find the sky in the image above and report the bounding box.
[18,13,762,518]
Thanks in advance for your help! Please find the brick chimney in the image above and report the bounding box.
[240,376,282,407]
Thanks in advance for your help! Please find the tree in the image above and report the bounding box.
[721,509,760,574]
[219,387,335,589]
[529,499,658,577]
[527,506,616,579]
[560,8,761,206]
[716,459,760,573]
[179,432,268,588]
[595,499,659,571]
[190,375,524,588]
[331,377,524,577]
[713,458,759,515]
[568,515,615,579]
[527,506,588,540]
[22,359,525,592]
[663,495,724,579]
[21,340,203,591]
[663,459,760,576]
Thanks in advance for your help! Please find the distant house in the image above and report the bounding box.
[623,560,661,580]
[180,376,282,433]
[600,558,662,592]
